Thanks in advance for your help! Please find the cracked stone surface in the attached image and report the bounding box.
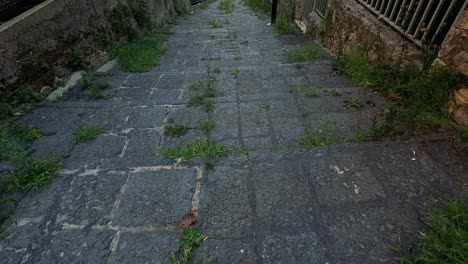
[1,2,467,264]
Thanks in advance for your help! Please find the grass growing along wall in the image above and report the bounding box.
[334,48,466,138]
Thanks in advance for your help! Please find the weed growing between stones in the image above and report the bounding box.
[273,18,296,35]
[400,199,468,264]
[288,45,318,63]
[21,55,50,80]
[290,84,318,98]
[343,96,365,109]
[188,75,218,112]
[166,227,206,264]
[81,76,112,99]
[218,0,236,13]
[260,103,270,109]
[0,122,60,237]
[326,88,342,97]
[11,86,44,106]
[203,161,215,171]
[200,119,216,134]
[209,21,223,28]
[73,125,105,144]
[233,55,242,61]
[231,68,241,78]
[160,139,232,161]
[300,121,343,148]
[164,123,190,137]
[334,48,467,137]
[68,48,86,70]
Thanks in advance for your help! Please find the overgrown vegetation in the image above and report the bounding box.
[164,123,190,137]
[334,48,466,137]
[290,84,318,97]
[401,199,468,264]
[288,45,318,62]
[274,19,296,35]
[218,0,236,14]
[160,138,232,161]
[210,21,223,29]
[73,125,105,144]
[81,75,112,99]
[167,227,206,264]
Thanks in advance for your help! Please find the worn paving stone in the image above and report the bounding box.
[200,167,254,239]
[56,171,127,226]
[112,231,179,263]
[195,239,258,264]
[126,106,166,128]
[113,169,196,227]
[38,229,115,264]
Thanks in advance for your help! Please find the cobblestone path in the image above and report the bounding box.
[1,2,466,264]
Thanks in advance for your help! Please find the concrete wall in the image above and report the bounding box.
[0,0,190,94]
[435,7,468,75]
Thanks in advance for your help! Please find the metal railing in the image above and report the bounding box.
[356,0,468,46]
[304,0,329,18]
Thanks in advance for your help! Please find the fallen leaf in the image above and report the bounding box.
[176,213,197,228]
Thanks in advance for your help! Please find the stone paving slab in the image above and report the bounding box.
[1,2,466,264]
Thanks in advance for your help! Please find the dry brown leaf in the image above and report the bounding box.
[176,213,197,228]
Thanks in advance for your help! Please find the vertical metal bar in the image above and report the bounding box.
[431,0,457,43]
[406,0,425,34]
[395,0,409,25]
[414,0,435,39]
[402,0,417,28]
[421,0,445,42]
[389,0,400,20]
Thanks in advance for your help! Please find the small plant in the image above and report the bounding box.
[203,161,215,171]
[326,88,342,96]
[210,21,223,28]
[300,121,342,148]
[81,76,112,99]
[288,45,318,63]
[260,103,270,109]
[73,125,105,143]
[131,1,152,30]
[213,68,221,74]
[343,96,365,109]
[164,123,190,137]
[346,126,368,142]
[290,84,318,98]
[231,68,240,77]
[13,86,44,105]
[160,138,232,161]
[21,55,49,79]
[218,0,235,13]
[13,125,42,142]
[200,1,211,9]
[242,0,270,13]
[233,55,242,61]
[273,19,296,35]
[68,48,86,70]
[0,102,13,120]
[400,199,468,264]
[200,119,216,133]
[167,227,205,264]
[111,3,138,40]
[188,76,218,112]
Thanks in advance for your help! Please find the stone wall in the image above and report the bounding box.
[0,0,190,95]
[434,7,468,76]
[306,0,421,63]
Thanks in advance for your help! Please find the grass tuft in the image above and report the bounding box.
[401,199,468,264]
[112,33,169,72]
[164,123,190,137]
[326,88,342,97]
[242,0,270,13]
[231,68,240,77]
[160,138,232,161]
[290,84,318,97]
[209,21,223,28]
[81,76,112,99]
[288,45,318,63]
[274,19,296,35]
[218,0,235,13]
[343,96,365,109]
[167,227,205,264]
[73,125,105,144]
[200,119,216,133]
[300,121,342,148]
